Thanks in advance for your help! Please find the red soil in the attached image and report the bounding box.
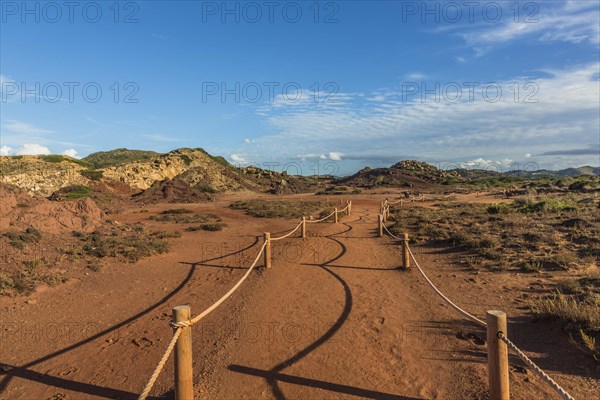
[0,193,598,399]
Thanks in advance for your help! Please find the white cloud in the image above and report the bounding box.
[0,145,13,156]
[456,158,514,171]
[230,154,246,162]
[61,149,79,158]
[328,152,343,161]
[405,72,427,80]
[244,138,253,144]
[15,144,51,155]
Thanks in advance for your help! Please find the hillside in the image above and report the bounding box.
[100,148,255,191]
[83,148,161,169]
[0,155,91,196]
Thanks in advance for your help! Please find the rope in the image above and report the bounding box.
[305,210,336,223]
[498,333,575,400]
[271,221,303,241]
[383,212,575,400]
[138,327,183,400]
[382,223,402,240]
[189,242,266,325]
[140,202,351,399]
[407,246,486,327]
[138,241,266,399]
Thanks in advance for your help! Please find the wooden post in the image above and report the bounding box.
[173,306,193,400]
[378,214,383,237]
[348,201,352,215]
[334,208,338,223]
[487,310,510,400]
[264,232,271,268]
[302,217,306,239]
[400,199,403,206]
[402,233,410,269]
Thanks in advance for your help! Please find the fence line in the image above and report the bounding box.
[270,220,304,241]
[379,209,575,400]
[139,241,267,400]
[138,201,351,399]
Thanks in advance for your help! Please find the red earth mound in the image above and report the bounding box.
[132,177,213,204]
[1,184,104,234]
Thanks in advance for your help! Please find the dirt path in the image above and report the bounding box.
[200,202,481,399]
[1,197,597,399]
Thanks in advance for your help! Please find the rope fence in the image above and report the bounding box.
[137,195,574,400]
[378,207,576,400]
[138,200,352,399]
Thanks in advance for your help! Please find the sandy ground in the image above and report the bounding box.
[0,193,598,399]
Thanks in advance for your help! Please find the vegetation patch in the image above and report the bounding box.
[0,258,67,296]
[389,194,599,272]
[178,154,192,165]
[185,222,226,232]
[530,279,600,358]
[317,186,361,195]
[4,227,42,250]
[50,185,93,200]
[78,229,176,262]
[82,148,160,169]
[230,200,334,219]
[149,209,221,224]
[80,169,104,181]
[41,155,92,168]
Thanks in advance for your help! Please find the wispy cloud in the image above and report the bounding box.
[455,1,599,54]
[537,144,600,156]
[405,72,428,80]
[143,133,184,142]
[244,63,599,169]
[2,120,54,135]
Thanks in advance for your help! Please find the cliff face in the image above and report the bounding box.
[101,148,256,191]
[0,156,90,196]
[0,149,259,196]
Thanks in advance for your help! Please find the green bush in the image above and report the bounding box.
[80,169,104,181]
[487,203,510,214]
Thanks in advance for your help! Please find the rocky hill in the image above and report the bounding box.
[335,160,461,188]
[0,155,91,196]
[0,148,323,198]
[100,148,256,191]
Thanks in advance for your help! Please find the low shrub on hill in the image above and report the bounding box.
[149,209,221,224]
[230,199,334,219]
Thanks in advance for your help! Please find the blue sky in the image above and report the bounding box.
[1,0,599,175]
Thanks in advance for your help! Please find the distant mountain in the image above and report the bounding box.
[556,166,600,177]
[448,166,598,179]
[335,160,461,188]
